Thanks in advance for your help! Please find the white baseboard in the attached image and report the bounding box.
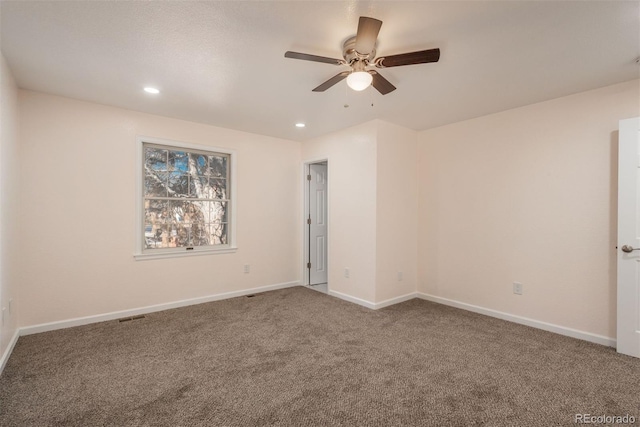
[20,281,300,336]
[0,329,20,376]
[373,292,418,309]
[328,290,377,309]
[328,290,417,310]
[417,292,616,348]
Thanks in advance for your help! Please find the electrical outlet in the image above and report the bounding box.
[344,268,350,279]
[513,282,523,295]
[397,271,403,281]
[244,264,250,274]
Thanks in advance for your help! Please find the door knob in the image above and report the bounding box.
[622,245,640,253]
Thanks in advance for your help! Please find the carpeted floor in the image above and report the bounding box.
[1,287,638,426]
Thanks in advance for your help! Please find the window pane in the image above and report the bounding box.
[190,221,209,246]
[184,201,205,225]
[167,201,204,247]
[145,148,167,171]
[195,154,208,176]
[210,178,227,199]
[144,222,158,249]
[190,202,210,247]
[173,223,189,248]
[145,147,169,197]
[145,170,168,197]
[210,201,228,223]
[190,175,209,198]
[167,200,185,224]
[167,171,189,197]
[148,223,173,248]
[208,155,227,178]
[168,150,188,172]
[208,223,227,245]
[144,200,168,249]
[145,199,167,222]
[191,201,210,223]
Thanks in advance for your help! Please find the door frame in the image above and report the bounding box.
[302,158,330,288]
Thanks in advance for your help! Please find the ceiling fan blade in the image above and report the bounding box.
[375,48,440,68]
[354,17,382,55]
[285,51,345,66]
[369,70,396,95]
[312,71,350,92]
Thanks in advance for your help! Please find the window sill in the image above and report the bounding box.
[134,247,238,261]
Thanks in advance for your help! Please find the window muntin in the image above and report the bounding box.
[141,142,232,254]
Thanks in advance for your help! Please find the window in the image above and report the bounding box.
[135,137,236,259]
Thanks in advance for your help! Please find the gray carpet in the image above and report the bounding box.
[1,287,638,426]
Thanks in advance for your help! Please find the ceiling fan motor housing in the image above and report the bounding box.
[342,36,376,65]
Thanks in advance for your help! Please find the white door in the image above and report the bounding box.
[309,163,328,285]
[618,117,640,358]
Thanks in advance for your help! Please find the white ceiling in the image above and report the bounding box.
[1,1,638,142]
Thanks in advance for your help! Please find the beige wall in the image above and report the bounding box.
[17,91,301,327]
[302,121,378,303]
[8,71,638,342]
[418,80,640,339]
[376,121,418,303]
[0,53,20,357]
[302,120,419,305]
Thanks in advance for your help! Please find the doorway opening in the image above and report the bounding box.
[304,160,328,294]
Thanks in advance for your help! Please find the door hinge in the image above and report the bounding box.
[307,262,311,269]
[307,174,311,181]
[307,218,311,225]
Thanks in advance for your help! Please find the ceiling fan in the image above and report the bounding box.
[285,16,440,95]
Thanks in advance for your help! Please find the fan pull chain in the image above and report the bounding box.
[343,81,349,108]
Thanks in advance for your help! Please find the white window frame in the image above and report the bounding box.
[134,136,237,260]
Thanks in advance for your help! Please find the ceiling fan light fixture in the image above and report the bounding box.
[346,71,372,91]
[284,16,439,95]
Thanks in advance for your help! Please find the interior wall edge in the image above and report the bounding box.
[328,289,377,310]
[0,329,19,377]
[329,289,417,310]
[0,51,20,369]
[373,292,417,310]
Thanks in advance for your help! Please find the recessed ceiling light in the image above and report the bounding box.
[295,123,306,128]
[144,87,160,94]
